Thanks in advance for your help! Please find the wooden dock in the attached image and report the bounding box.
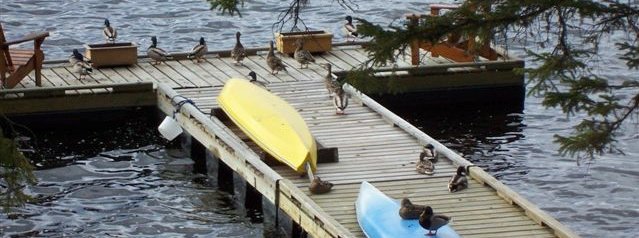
[1,43,578,237]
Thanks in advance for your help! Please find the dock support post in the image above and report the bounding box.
[217,159,234,193]
[190,137,207,175]
[291,221,308,238]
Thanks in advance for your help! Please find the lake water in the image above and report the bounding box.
[2,0,638,237]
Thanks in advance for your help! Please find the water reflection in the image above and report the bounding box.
[391,102,528,179]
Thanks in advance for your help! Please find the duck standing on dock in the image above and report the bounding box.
[399,198,427,219]
[73,60,93,80]
[147,36,172,65]
[332,86,348,115]
[294,39,314,68]
[69,49,92,80]
[69,49,90,65]
[266,41,287,74]
[187,37,207,63]
[342,15,358,42]
[448,166,469,193]
[321,63,340,95]
[419,206,451,236]
[231,31,246,66]
[102,19,117,44]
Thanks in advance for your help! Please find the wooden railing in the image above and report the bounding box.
[407,3,502,65]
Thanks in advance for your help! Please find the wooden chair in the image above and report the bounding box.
[0,22,49,89]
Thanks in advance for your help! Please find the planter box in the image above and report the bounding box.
[84,42,138,68]
[275,31,332,55]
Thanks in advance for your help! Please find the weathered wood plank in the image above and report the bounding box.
[136,62,181,88]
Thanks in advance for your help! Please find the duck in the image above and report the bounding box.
[247,71,268,88]
[231,31,246,65]
[399,198,427,219]
[448,166,469,193]
[187,37,207,63]
[102,19,117,44]
[294,39,315,68]
[416,158,434,175]
[342,15,358,42]
[69,49,90,65]
[321,63,340,95]
[266,41,287,74]
[416,144,437,175]
[420,143,438,164]
[419,206,451,236]
[73,61,93,80]
[332,86,348,115]
[147,36,172,65]
[309,176,333,194]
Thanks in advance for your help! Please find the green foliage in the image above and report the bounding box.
[355,0,639,161]
[0,127,36,213]
[207,0,244,17]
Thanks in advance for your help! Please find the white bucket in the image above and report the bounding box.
[158,116,183,140]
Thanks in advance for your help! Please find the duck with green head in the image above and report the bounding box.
[187,37,207,63]
[103,19,117,43]
[147,36,172,65]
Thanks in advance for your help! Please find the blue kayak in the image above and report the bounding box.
[355,181,461,238]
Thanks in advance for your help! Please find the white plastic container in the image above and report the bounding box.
[158,116,183,140]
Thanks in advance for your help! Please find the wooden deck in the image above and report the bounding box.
[160,80,577,238]
[1,44,577,237]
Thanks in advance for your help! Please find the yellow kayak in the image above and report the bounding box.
[217,78,317,173]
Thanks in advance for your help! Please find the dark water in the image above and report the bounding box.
[1,110,263,237]
[2,0,639,237]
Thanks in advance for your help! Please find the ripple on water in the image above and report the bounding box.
[1,149,260,237]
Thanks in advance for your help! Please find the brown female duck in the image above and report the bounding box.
[399,198,427,219]
[231,31,246,65]
[266,41,287,74]
[294,39,315,68]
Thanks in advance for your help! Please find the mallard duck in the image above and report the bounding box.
[321,63,340,95]
[69,49,90,65]
[399,198,427,219]
[73,61,92,80]
[332,86,348,115]
[309,176,333,194]
[294,39,315,68]
[448,166,469,193]
[416,159,434,175]
[419,144,438,164]
[247,71,267,88]
[103,19,117,44]
[231,31,246,65]
[147,36,172,65]
[187,37,207,63]
[342,15,358,42]
[266,41,287,74]
[419,206,451,236]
